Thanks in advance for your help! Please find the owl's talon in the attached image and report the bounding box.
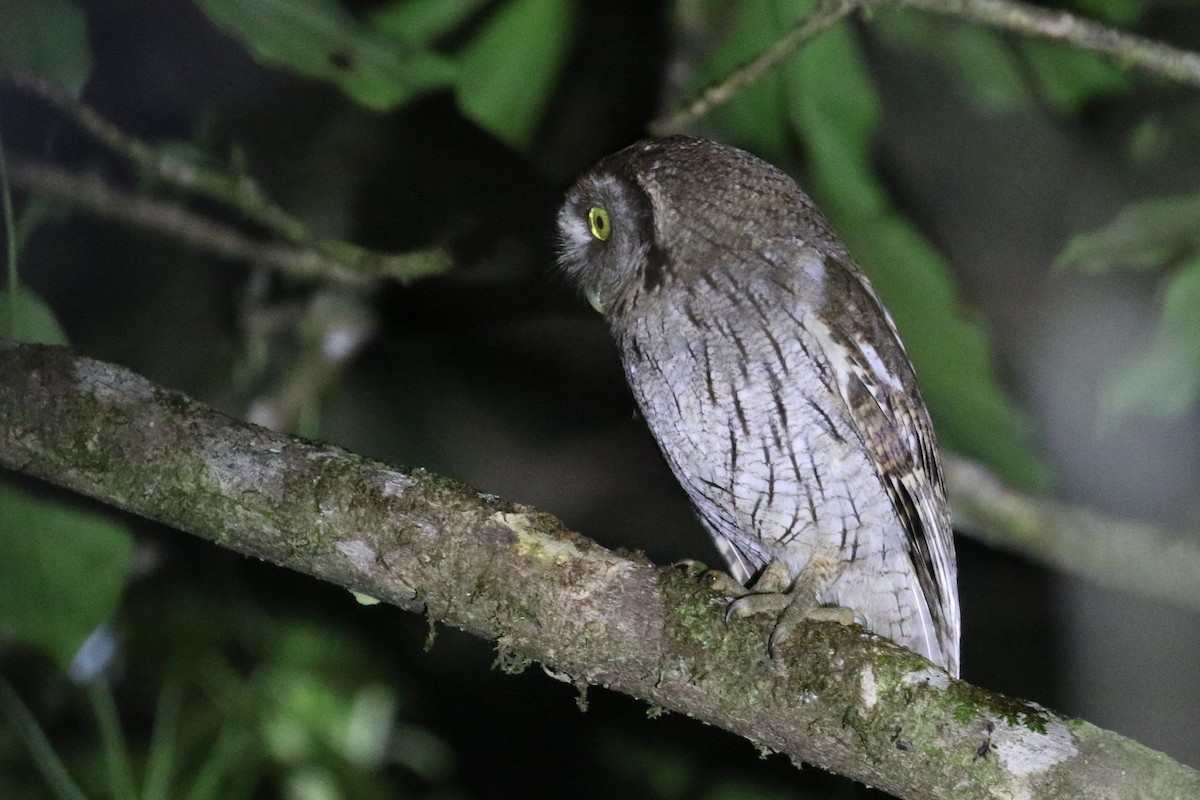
[555,137,960,675]
[724,590,791,622]
[719,560,858,656]
[698,569,747,596]
[767,600,858,657]
[722,559,795,621]
[750,560,792,594]
[670,559,710,578]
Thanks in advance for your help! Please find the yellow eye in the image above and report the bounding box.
[587,206,612,241]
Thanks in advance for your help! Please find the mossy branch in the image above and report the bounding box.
[1,338,1196,800]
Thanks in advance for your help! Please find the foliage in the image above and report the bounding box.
[872,12,1129,115]
[682,0,1049,486]
[0,484,132,672]
[0,286,69,346]
[0,0,132,691]
[1056,193,1200,428]
[1055,193,1200,275]
[3,0,1200,796]
[194,0,458,111]
[0,0,92,96]
[194,0,575,148]
[1097,260,1200,428]
[1,593,453,800]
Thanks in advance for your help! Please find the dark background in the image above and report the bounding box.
[3,1,1200,798]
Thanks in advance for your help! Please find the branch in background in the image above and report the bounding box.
[6,158,369,285]
[651,0,858,135]
[1,338,1197,800]
[0,67,450,285]
[652,0,1200,134]
[11,143,1200,614]
[241,289,377,432]
[900,0,1200,87]
[945,454,1200,614]
[646,0,1200,615]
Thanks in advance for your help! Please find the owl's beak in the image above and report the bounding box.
[585,288,605,314]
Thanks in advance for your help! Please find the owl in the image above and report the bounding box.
[556,136,960,676]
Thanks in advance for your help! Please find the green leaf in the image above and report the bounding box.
[872,13,1032,114]
[1099,259,1200,428]
[1054,192,1200,274]
[784,21,1048,486]
[454,0,576,148]
[0,481,134,671]
[1072,0,1147,28]
[676,0,1047,485]
[370,0,488,43]
[785,22,886,216]
[845,217,1047,484]
[874,14,1126,115]
[1021,38,1128,114]
[0,0,93,95]
[194,0,456,111]
[678,0,799,165]
[936,28,1030,113]
[0,285,70,345]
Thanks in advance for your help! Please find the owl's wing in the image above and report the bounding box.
[817,257,960,673]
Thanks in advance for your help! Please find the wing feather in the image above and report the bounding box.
[817,256,960,675]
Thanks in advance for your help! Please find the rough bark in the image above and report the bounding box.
[0,338,1196,800]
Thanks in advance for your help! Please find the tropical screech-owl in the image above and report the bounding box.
[556,137,960,676]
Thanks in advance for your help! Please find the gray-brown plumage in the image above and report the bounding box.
[556,136,959,676]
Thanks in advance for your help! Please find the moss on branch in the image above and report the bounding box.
[1,339,1196,800]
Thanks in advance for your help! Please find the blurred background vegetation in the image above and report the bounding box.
[1,0,1199,797]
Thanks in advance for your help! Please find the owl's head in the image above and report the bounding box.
[556,136,829,318]
[556,148,662,317]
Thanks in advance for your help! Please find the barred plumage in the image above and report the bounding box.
[557,137,959,675]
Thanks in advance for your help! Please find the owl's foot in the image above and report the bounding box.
[765,597,857,656]
[720,558,792,613]
[696,568,748,596]
[722,560,857,656]
[670,558,713,579]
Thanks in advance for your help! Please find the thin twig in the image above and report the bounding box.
[0,67,451,285]
[6,158,372,285]
[651,0,859,135]
[242,290,377,432]
[653,0,1200,135]
[0,67,310,247]
[945,454,1200,613]
[0,119,18,295]
[898,0,1200,88]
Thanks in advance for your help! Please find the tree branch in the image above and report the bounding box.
[652,0,1200,135]
[899,0,1200,87]
[651,0,859,135]
[945,454,1200,614]
[0,67,451,285]
[6,157,370,285]
[1,338,1195,800]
